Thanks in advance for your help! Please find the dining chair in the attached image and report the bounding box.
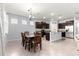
[24,31,29,35]
[32,32,42,52]
[21,32,25,47]
[23,32,30,50]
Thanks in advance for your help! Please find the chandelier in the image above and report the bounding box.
[27,8,33,20]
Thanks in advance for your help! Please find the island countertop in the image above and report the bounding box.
[50,32,62,42]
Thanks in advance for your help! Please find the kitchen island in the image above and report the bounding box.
[50,32,62,42]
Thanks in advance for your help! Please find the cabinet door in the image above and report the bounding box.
[58,23,65,29]
[46,33,50,41]
[36,22,42,29]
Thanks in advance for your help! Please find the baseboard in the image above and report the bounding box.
[7,38,21,42]
[65,37,74,39]
[51,39,63,42]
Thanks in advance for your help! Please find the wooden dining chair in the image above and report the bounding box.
[24,31,29,35]
[32,32,42,52]
[24,32,30,50]
[21,32,25,47]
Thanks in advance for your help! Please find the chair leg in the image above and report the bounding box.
[34,44,36,52]
[25,43,27,50]
[22,40,24,47]
[23,42,24,47]
[28,43,31,51]
[40,43,42,50]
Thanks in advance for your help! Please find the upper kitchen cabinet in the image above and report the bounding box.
[35,22,49,29]
[58,23,65,29]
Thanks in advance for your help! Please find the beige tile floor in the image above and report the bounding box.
[5,38,79,56]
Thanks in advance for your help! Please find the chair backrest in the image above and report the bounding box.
[21,32,24,40]
[34,33,42,44]
[24,31,29,35]
[34,32,41,36]
[24,31,30,40]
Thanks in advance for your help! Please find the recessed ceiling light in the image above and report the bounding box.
[58,16,62,19]
[43,17,46,19]
[29,15,32,18]
[32,16,35,18]
[50,13,54,16]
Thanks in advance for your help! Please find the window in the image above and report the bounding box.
[11,18,18,24]
[30,21,34,25]
[22,20,27,25]
[65,25,73,32]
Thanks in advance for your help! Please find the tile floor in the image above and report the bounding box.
[5,38,79,56]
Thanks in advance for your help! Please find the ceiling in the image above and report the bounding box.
[4,3,79,20]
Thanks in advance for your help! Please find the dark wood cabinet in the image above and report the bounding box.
[46,23,49,29]
[62,32,65,37]
[35,22,42,29]
[58,23,65,29]
[46,32,50,41]
[58,20,74,29]
[35,22,49,29]
[65,20,74,25]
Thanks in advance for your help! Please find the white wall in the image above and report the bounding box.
[0,4,8,56]
[65,25,74,38]
[50,20,58,32]
[7,13,36,41]
[74,17,79,38]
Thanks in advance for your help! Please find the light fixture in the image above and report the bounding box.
[29,14,32,18]
[58,16,62,19]
[43,17,46,19]
[27,8,33,21]
[32,16,35,18]
[26,3,37,13]
[50,13,54,16]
